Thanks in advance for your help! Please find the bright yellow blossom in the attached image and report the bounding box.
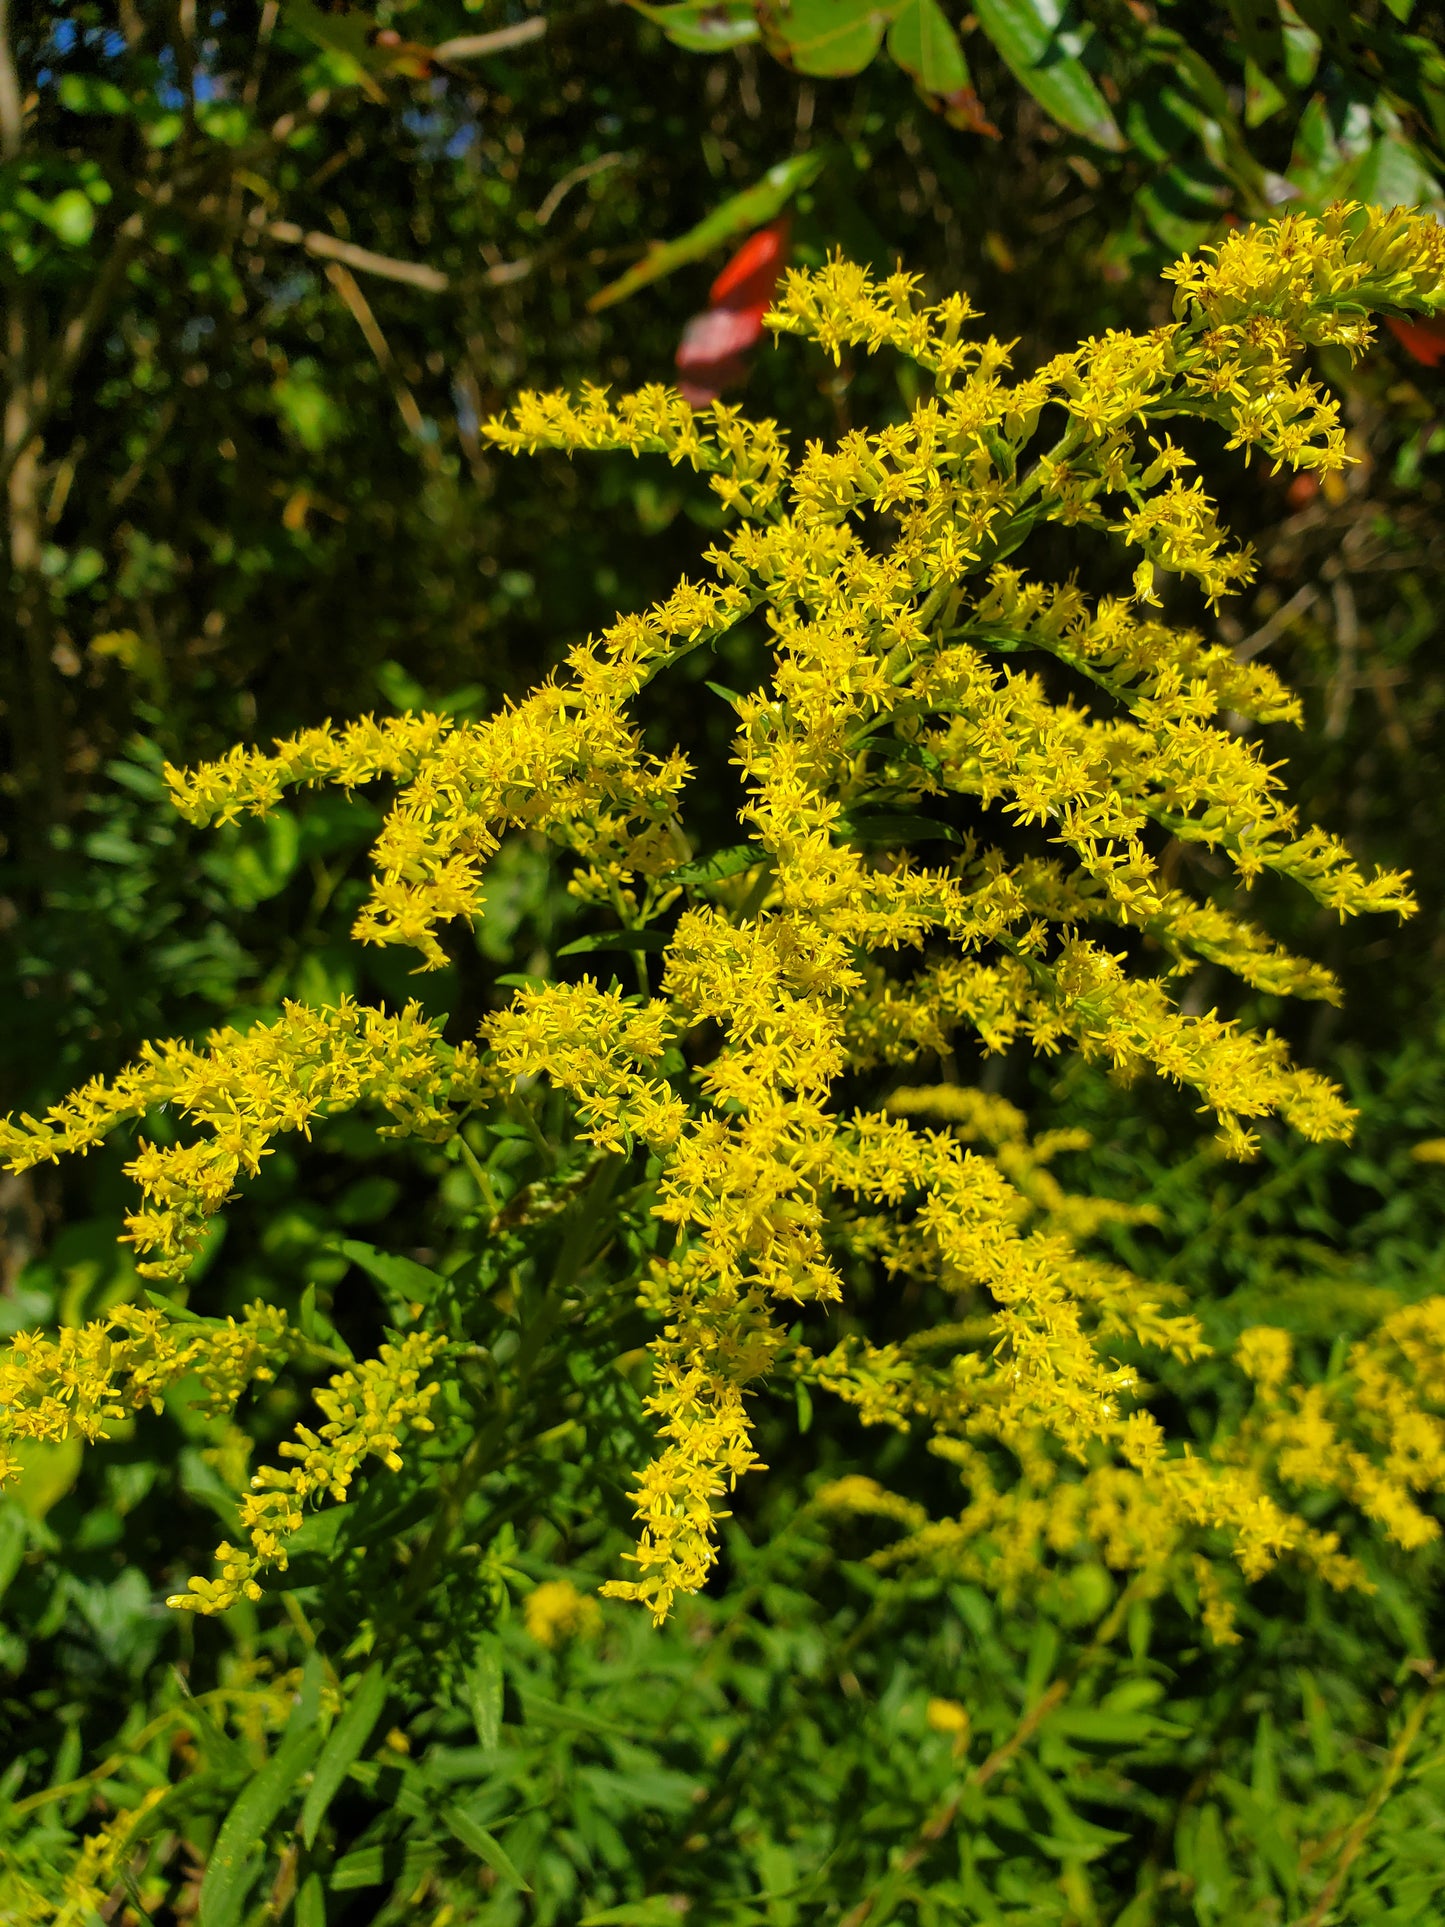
[3,204,1443,1634]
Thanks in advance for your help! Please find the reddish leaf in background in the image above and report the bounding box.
[676,218,792,407]
[1285,472,1319,510]
[709,219,791,308]
[1386,314,1445,368]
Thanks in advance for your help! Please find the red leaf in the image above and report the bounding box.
[678,355,752,407]
[1386,314,1445,368]
[1285,472,1319,510]
[676,303,768,370]
[709,218,791,310]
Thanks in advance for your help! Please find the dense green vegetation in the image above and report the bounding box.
[4,4,1445,1923]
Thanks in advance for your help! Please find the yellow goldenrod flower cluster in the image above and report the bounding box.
[524,1577,604,1647]
[0,1300,292,1484]
[0,1788,168,1927]
[3,204,1442,1632]
[167,1329,445,1612]
[1233,1302,1445,1554]
[0,997,483,1278]
[822,1297,1445,1649]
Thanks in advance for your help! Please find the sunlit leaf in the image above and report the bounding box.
[628,0,761,51]
[887,0,971,98]
[972,0,1124,149]
[761,0,891,77]
[301,1665,387,1849]
[588,150,828,310]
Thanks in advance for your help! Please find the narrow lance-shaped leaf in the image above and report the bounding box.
[443,1802,533,1891]
[557,929,672,956]
[887,0,970,98]
[300,1663,387,1850]
[589,150,828,311]
[972,0,1125,150]
[338,1239,445,1307]
[462,1634,503,1751]
[627,0,761,52]
[198,1716,323,1927]
[1222,0,1291,87]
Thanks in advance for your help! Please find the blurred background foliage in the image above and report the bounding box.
[3,1,1445,1922]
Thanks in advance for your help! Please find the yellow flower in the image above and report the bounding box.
[926,1697,972,1739]
[525,1579,604,1648]
[8,205,1445,1633]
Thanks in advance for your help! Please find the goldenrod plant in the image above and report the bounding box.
[5,203,1445,1918]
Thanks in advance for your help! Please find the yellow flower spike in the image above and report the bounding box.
[0,999,481,1279]
[8,208,1443,1631]
[0,1302,294,1469]
[169,1330,446,1613]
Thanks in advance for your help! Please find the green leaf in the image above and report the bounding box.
[887,0,970,98]
[57,74,132,114]
[1136,166,1221,254]
[301,1664,387,1849]
[42,190,97,247]
[1046,1707,1164,1743]
[337,1239,444,1308]
[279,1505,350,1560]
[296,1871,326,1927]
[1222,0,1289,85]
[521,1688,639,1740]
[762,0,890,77]
[1290,0,1362,57]
[557,928,671,957]
[331,1838,440,1891]
[672,843,763,887]
[461,1635,504,1752]
[628,0,761,51]
[0,1506,28,1606]
[199,1718,322,1927]
[1281,6,1323,84]
[442,1804,532,1890]
[841,811,962,845]
[588,149,827,311]
[1351,134,1439,212]
[143,1290,217,1324]
[178,1448,242,1534]
[583,1903,704,1927]
[282,0,388,98]
[972,0,1124,149]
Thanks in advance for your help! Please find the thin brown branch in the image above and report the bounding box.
[433,17,547,61]
[244,0,280,109]
[0,0,24,160]
[482,257,532,286]
[535,151,626,228]
[107,399,177,511]
[267,220,449,292]
[1325,573,1359,741]
[322,262,439,467]
[1233,582,1319,664]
